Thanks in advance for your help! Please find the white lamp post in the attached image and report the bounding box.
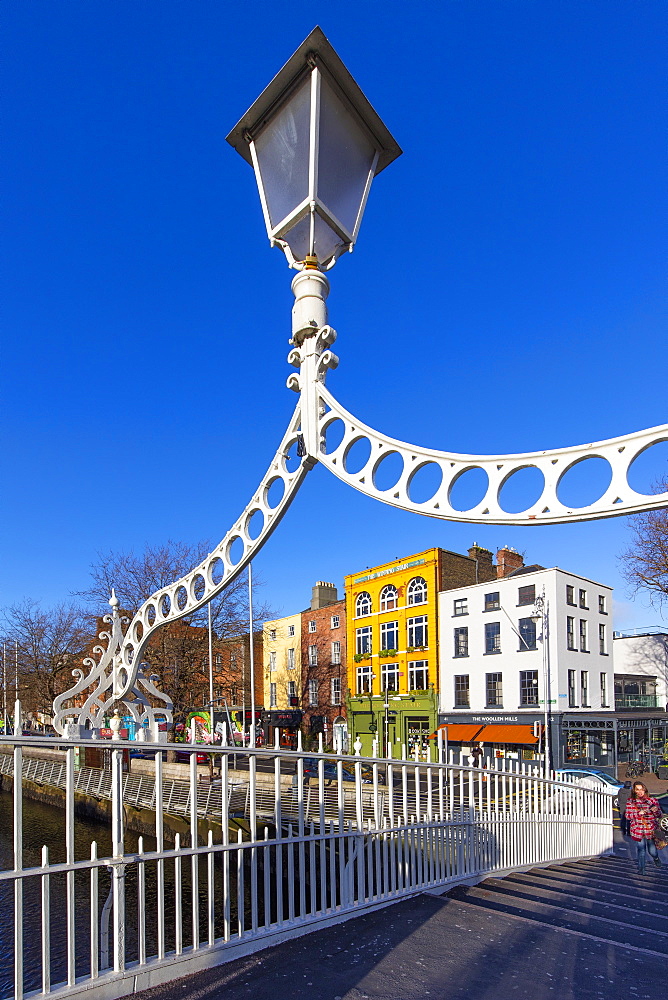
[227,26,401,272]
[530,590,552,776]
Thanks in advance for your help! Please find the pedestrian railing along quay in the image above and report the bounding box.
[0,735,613,1000]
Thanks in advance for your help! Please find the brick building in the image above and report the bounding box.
[300,582,347,747]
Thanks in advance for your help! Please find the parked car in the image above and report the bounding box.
[175,750,210,765]
[555,768,623,806]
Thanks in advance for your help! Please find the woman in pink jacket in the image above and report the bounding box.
[625,781,663,874]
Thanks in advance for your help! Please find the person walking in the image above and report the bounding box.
[625,781,664,874]
[617,780,633,837]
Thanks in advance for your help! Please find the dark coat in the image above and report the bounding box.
[617,787,632,815]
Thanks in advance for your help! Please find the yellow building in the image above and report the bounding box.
[263,612,302,712]
[345,546,492,757]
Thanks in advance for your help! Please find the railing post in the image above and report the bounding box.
[111,747,125,973]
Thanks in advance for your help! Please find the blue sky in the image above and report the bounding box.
[2,1,666,630]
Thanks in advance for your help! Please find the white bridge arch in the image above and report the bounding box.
[53,265,668,735]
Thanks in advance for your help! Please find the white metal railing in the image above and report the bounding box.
[0,734,613,1000]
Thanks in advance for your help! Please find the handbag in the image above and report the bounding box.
[653,813,668,851]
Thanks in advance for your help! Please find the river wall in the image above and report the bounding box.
[0,771,250,845]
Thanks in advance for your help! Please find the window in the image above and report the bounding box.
[356,663,372,694]
[331,640,341,665]
[331,677,342,705]
[380,620,399,651]
[568,670,577,707]
[288,681,296,699]
[215,653,222,665]
[288,624,295,637]
[355,625,372,656]
[287,647,295,670]
[230,685,237,705]
[579,620,588,652]
[566,585,575,606]
[454,675,470,708]
[407,615,428,648]
[269,629,277,641]
[600,672,608,708]
[380,584,398,611]
[486,672,503,707]
[381,662,399,692]
[567,617,575,650]
[308,678,319,707]
[408,660,428,690]
[356,592,372,616]
[484,592,500,611]
[308,620,316,633]
[519,670,539,706]
[331,614,340,629]
[269,682,277,708]
[407,577,427,605]
[454,627,468,657]
[518,618,537,650]
[518,585,535,606]
[598,595,607,614]
[308,644,318,666]
[580,670,589,707]
[598,624,606,655]
[269,651,276,672]
[453,598,468,616]
[579,589,587,609]
[484,622,501,654]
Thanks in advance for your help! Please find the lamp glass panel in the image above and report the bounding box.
[254,77,311,228]
[317,75,377,235]
[279,212,346,266]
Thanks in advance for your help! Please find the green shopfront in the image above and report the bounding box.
[347,689,437,759]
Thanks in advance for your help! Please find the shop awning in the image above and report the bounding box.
[433,724,485,742]
[476,724,542,745]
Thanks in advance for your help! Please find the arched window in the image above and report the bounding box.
[407,577,427,605]
[379,584,398,612]
[355,591,372,617]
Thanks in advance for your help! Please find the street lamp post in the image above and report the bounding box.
[530,589,552,777]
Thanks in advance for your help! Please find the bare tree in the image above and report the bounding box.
[1,601,93,716]
[621,481,668,610]
[76,540,272,721]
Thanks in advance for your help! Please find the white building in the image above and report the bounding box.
[438,565,614,769]
[612,629,668,764]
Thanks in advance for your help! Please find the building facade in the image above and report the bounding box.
[612,629,668,766]
[438,566,615,769]
[345,546,500,757]
[300,582,348,748]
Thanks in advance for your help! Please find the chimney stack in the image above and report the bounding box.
[496,546,524,578]
[311,581,338,610]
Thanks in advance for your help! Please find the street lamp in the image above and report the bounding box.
[226,26,401,271]
[530,589,552,776]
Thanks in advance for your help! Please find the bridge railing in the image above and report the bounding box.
[0,734,613,1000]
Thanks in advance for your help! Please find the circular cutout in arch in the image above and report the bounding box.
[175,585,188,611]
[265,477,286,509]
[626,440,668,496]
[373,451,404,492]
[343,436,372,475]
[283,439,302,473]
[146,604,156,626]
[498,466,545,513]
[134,621,144,643]
[192,574,206,602]
[124,645,135,665]
[160,594,171,618]
[227,535,245,566]
[117,666,129,690]
[321,417,346,455]
[407,462,443,504]
[245,508,264,541]
[557,457,612,509]
[448,467,489,512]
[209,557,225,586]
